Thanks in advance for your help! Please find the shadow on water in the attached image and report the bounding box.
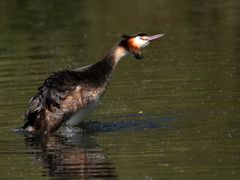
[77,113,175,133]
[20,114,174,179]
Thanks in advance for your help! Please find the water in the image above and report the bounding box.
[0,0,240,179]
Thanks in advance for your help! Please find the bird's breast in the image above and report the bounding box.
[65,96,100,126]
[63,85,105,126]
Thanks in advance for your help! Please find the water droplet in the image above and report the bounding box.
[138,110,143,114]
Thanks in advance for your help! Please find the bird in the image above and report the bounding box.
[22,32,164,134]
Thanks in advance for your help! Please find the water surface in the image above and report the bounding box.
[0,0,240,179]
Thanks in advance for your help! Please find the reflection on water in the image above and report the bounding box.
[25,134,117,179]
[15,114,172,179]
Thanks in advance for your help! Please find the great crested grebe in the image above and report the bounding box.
[22,32,164,134]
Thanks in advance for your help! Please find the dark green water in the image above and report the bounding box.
[0,0,240,179]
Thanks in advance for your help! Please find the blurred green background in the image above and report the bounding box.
[0,0,240,179]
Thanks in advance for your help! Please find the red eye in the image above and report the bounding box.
[140,37,147,41]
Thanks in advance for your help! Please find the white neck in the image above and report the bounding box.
[113,46,129,63]
[103,46,128,68]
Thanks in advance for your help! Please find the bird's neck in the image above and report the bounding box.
[99,45,128,78]
[102,45,129,67]
[87,45,128,88]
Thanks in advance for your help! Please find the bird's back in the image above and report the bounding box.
[23,67,108,134]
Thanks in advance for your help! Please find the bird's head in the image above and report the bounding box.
[119,32,164,60]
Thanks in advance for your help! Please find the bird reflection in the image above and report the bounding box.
[24,134,117,180]
[21,114,172,179]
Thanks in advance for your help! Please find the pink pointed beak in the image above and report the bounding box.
[147,34,164,42]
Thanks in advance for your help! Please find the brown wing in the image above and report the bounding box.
[23,70,87,133]
[23,60,111,134]
[35,86,85,134]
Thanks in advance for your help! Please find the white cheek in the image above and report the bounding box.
[134,37,149,48]
[141,41,150,48]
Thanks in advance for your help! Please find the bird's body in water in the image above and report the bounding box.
[22,32,164,134]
